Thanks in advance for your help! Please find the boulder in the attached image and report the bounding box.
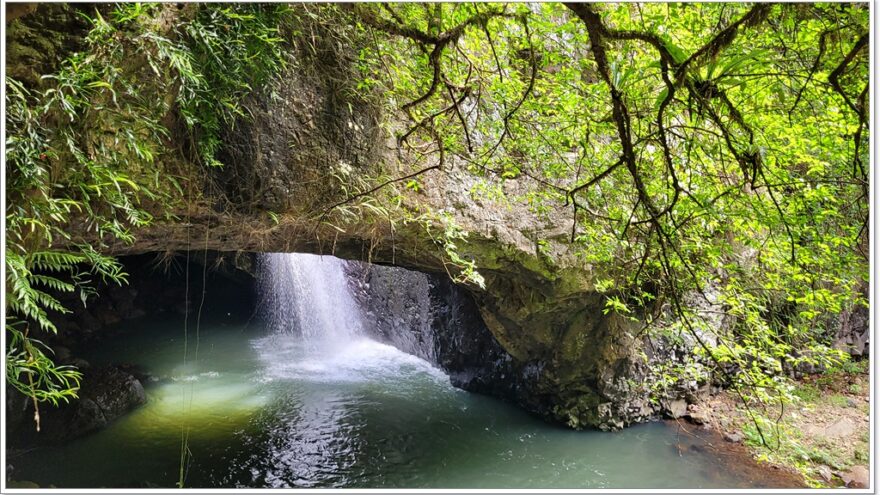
[817,464,833,483]
[823,418,856,439]
[85,367,147,420]
[840,466,869,488]
[724,431,744,443]
[65,398,107,437]
[12,366,145,445]
[663,399,688,419]
[686,404,710,425]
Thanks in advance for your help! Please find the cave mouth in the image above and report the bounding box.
[19,249,520,421]
[48,249,516,390]
[7,250,795,489]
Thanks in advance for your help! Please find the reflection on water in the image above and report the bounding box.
[11,317,782,489]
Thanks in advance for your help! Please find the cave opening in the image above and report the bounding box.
[6,250,519,444]
[6,251,801,489]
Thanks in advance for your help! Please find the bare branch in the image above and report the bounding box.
[828,32,869,119]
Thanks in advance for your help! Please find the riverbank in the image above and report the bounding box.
[688,359,870,488]
[667,420,807,488]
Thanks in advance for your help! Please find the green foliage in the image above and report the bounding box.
[792,384,821,403]
[5,323,82,407]
[432,212,486,288]
[827,358,868,376]
[323,160,487,288]
[648,357,710,405]
[5,3,292,425]
[352,2,869,426]
[173,4,290,166]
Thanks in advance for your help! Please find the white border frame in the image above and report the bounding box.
[0,0,875,493]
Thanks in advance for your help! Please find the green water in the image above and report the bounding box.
[12,315,772,489]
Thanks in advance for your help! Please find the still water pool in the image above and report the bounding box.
[11,315,783,489]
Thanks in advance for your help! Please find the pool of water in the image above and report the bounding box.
[11,315,782,489]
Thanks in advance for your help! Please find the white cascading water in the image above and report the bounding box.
[254,252,448,390]
[259,253,365,351]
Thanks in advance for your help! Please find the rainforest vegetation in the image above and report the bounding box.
[4,2,870,485]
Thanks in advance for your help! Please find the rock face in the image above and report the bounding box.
[43,252,257,349]
[832,283,869,357]
[6,4,96,88]
[344,260,673,429]
[346,262,525,402]
[9,367,146,445]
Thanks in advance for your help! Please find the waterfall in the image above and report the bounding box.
[254,252,449,387]
[259,253,365,350]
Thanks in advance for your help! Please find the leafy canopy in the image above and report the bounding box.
[348,2,869,427]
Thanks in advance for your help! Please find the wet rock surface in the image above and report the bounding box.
[345,262,528,404]
[5,3,98,88]
[8,366,146,445]
[344,261,695,429]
